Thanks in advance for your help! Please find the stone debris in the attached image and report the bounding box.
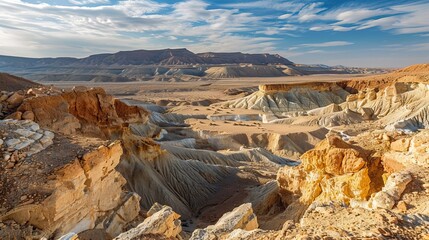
[114,204,182,240]
[0,120,54,164]
[190,203,258,240]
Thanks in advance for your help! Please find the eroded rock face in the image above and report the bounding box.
[353,171,413,210]
[115,204,182,240]
[220,83,348,114]
[277,135,382,210]
[190,203,258,240]
[383,130,429,167]
[14,88,149,138]
[0,141,140,238]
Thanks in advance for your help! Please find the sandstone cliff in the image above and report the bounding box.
[0,125,140,239]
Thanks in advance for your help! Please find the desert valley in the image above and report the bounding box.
[1,0,429,239]
[0,48,428,239]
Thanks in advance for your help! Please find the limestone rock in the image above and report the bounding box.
[359,171,412,210]
[115,205,182,240]
[1,141,138,238]
[220,83,348,114]
[277,136,378,208]
[147,202,164,217]
[16,88,149,137]
[106,193,141,238]
[190,203,258,240]
[372,191,395,209]
[390,138,410,152]
[382,171,412,201]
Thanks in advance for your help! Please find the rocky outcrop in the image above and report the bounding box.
[115,204,182,240]
[0,120,53,170]
[370,171,412,209]
[13,87,149,137]
[205,66,285,78]
[383,130,429,167]
[276,135,384,220]
[220,83,348,114]
[190,203,258,240]
[0,140,140,239]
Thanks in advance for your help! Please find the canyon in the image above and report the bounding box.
[0,63,429,239]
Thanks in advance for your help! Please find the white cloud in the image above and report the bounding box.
[223,0,304,11]
[281,24,297,31]
[301,2,429,35]
[278,13,292,19]
[300,41,354,47]
[297,2,326,22]
[0,0,276,57]
[69,0,109,5]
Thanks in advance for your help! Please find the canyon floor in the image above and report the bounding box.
[1,68,429,239]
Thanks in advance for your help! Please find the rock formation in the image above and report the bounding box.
[190,203,258,240]
[0,127,140,238]
[115,204,182,240]
[2,64,429,239]
[220,83,349,114]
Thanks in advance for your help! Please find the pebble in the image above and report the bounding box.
[0,139,3,146]
[14,139,35,150]
[5,162,15,169]
[29,123,40,132]
[44,131,54,138]
[5,138,20,147]
[30,133,43,141]
[3,154,10,160]
[14,129,35,138]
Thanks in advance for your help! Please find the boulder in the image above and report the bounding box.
[190,203,258,239]
[6,92,24,108]
[21,111,35,121]
[5,111,22,120]
[106,193,141,238]
[114,205,181,239]
[382,171,412,201]
[277,136,378,207]
[390,138,410,152]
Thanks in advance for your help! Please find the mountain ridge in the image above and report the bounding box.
[0,48,293,67]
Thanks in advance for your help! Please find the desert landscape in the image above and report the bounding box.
[1,56,429,239]
[1,0,429,239]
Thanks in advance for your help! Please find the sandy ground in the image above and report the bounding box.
[185,118,321,135]
[41,74,365,102]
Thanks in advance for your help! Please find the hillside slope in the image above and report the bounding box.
[0,73,40,91]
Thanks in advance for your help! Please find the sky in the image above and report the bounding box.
[0,0,428,67]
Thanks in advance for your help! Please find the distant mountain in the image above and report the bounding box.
[78,49,206,66]
[0,48,294,68]
[197,52,293,65]
[0,49,390,82]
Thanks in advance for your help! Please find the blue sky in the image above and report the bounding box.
[0,0,428,67]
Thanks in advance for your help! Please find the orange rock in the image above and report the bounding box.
[390,138,410,152]
[277,136,379,207]
[5,111,22,120]
[21,110,35,121]
[17,88,149,138]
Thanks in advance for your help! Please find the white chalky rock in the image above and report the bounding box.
[30,133,43,141]
[15,128,35,138]
[5,138,20,147]
[29,123,40,131]
[27,143,45,156]
[14,139,35,150]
